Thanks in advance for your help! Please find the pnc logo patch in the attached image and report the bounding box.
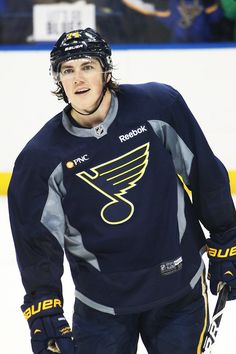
[66,154,89,168]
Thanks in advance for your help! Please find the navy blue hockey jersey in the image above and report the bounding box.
[8,83,236,315]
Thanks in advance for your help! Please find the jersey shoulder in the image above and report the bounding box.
[118,82,180,104]
[116,82,181,124]
[14,112,64,168]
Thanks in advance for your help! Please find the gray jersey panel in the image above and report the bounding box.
[64,216,100,271]
[75,289,115,315]
[149,119,204,289]
[41,163,66,248]
[148,120,194,244]
[148,120,194,186]
[41,163,100,270]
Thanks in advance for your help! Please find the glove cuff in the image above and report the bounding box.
[207,237,236,262]
[21,296,63,326]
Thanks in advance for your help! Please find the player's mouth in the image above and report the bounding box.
[74,88,90,95]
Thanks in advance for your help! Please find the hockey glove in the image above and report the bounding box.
[22,296,75,353]
[207,237,236,300]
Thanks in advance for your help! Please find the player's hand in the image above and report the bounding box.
[21,296,75,353]
[30,315,75,354]
[207,237,236,300]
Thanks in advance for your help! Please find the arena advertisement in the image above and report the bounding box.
[32,1,95,42]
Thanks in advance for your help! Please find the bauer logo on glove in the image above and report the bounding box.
[23,298,62,321]
[207,237,236,300]
[21,296,75,353]
[207,245,236,258]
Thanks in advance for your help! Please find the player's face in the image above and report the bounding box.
[60,58,105,112]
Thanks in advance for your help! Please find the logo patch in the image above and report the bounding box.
[94,124,106,137]
[23,299,62,320]
[119,125,147,142]
[76,143,150,224]
[160,257,183,276]
[66,31,80,40]
[66,154,89,168]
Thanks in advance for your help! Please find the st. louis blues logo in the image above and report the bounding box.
[76,143,150,224]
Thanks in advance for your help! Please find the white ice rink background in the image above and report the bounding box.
[1,45,236,353]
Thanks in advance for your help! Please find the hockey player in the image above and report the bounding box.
[8,27,236,354]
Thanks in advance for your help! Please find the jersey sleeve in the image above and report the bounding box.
[151,86,236,240]
[8,147,65,301]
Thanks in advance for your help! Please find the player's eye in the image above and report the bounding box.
[82,64,94,71]
[61,68,74,76]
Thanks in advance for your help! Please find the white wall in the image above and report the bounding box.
[1,46,236,172]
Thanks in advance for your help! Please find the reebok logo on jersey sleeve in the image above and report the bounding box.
[76,143,149,225]
[119,125,147,142]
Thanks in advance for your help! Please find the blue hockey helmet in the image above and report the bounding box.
[50,27,113,81]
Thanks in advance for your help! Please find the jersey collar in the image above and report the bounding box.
[62,93,118,139]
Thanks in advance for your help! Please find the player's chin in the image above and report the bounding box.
[72,93,92,106]
[72,103,93,115]
[76,97,98,110]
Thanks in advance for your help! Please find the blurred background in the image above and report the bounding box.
[0,1,236,353]
[0,0,236,44]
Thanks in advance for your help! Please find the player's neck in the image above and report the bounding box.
[70,90,112,128]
